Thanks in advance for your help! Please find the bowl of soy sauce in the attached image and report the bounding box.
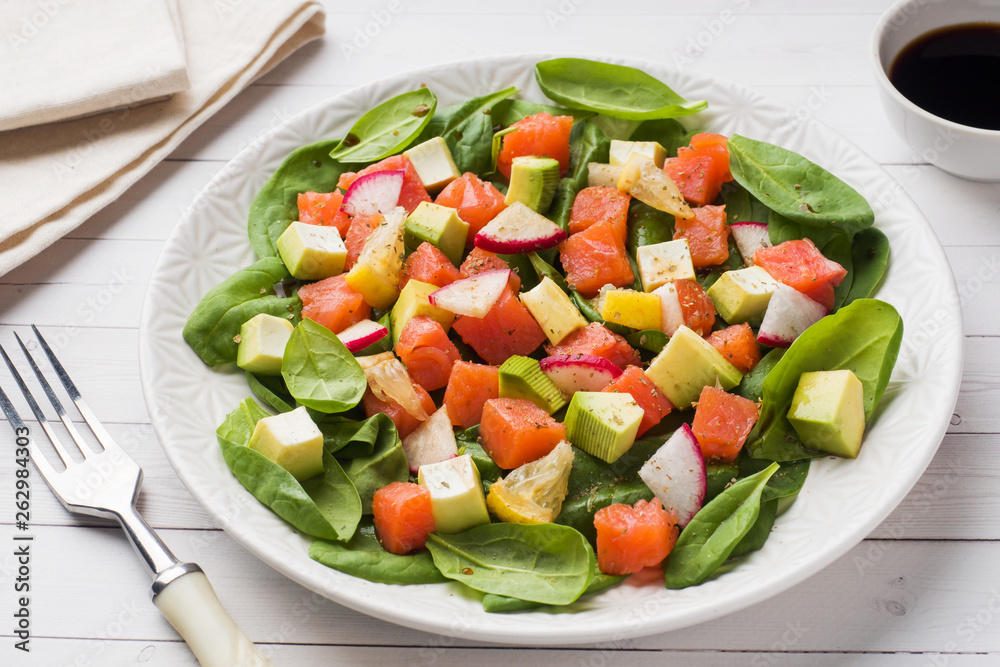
[872,0,1000,181]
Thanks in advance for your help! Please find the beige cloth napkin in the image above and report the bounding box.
[0,0,326,276]
[0,0,189,132]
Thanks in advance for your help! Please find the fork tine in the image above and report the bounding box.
[30,325,116,452]
[0,384,60,480]
[0,345,72,467]
[14,333,95,459]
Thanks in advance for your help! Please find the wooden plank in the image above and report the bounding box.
[6,639,997,667]
[951,337,1000,435]
[944,247,1000,337]
[0,238,159,288]
[0,327,149,425]
[262,13,881,93]
[871,434,1000,539]
[4,525,998,653]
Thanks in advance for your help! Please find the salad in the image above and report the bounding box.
[183,58,902,611]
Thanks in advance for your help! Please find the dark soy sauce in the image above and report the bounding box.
[889,23,1000,131]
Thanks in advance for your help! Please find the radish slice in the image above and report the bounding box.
[474,201,567,253]
[401,407,458,474]
[539,354,623,394]
[756,284,828,348]
[730,222,770,266]
[336,319,388,353]
[341,170,404,216]
[428,269,510,318]
[638,424,707,527]
[652,282,685,336]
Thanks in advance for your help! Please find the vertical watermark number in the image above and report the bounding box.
[12,425,31,652]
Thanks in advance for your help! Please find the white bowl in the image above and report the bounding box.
[871,0,1000,181]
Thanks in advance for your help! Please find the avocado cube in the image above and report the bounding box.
[564,392,644,464]
[787,370,866,458]
[389,279,456,343]
[498,355,567,414]
[417,454,490,534]
[248,406,324,481]
[403,136,461,193]
[706,266,780,326]
[598,288,662,331]
[645,325,743,409]
[609,140,667,168]
[637,239,696,292]
[276,221,347,280]
[236,313,294,375]
[519,276,587,345]
[404,201,470,266]
[505,156,560,212]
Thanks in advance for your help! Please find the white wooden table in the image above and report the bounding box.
[3,1,999,664]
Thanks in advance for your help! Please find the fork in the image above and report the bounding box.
[0,326,270,667]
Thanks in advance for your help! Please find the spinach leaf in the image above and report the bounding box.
[329,88,437,163]
[824,232,855,309]
[282,319,366,413]
[341,415,408,513]
[628,201,674,257]
[316,413,399,458]
[556,481,654,544]
[499,252,540,291]
[663,462,778,589]
[728,135,875,237]
[182,258,300,366]
[735,348,784,403]
[418,86,518,175]
[747,299,904,462]
[217,399,361,541]
[626,330,669,354]
[719,181,772,225]
[571,291,631,336]
[245,371,294,413]
[739,454,810,503]
[629,118,687,153]
[556,437,665,542]
[490,99,592,129]
[456,428,503,484]
[425,523,593,605]
[309,522,447,585]
[535,58,707,120]
[482,561,624,612]
[528,252,570,293]
[548,178,578,231]
[728,498,778,559]
[705,462,739,502]
[845,228,890,305]
[568,120,611,189]
[490,126,516,174]
[216,397,269,446]
[319,419,374,458]
[590,115,642,141]
[300,452,365,539]
[247,140,347,259]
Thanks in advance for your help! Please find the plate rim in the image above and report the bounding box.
[138,52,964,645]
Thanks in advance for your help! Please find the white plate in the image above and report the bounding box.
[138,54,963,645]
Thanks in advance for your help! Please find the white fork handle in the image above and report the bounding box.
[153,570,271,666]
